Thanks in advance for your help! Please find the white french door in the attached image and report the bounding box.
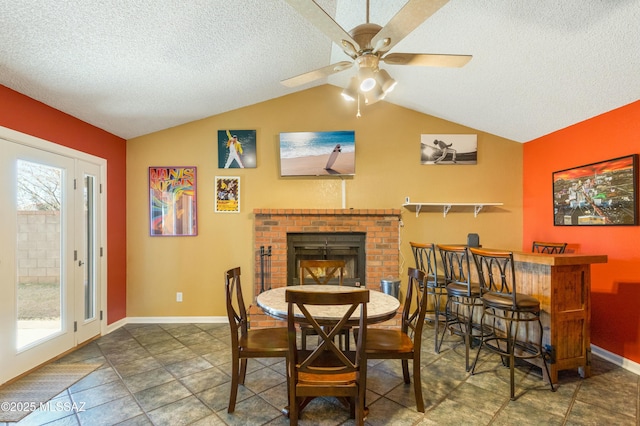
[0,135,104,384]
[74,161,102,343]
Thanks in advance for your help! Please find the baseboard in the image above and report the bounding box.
[591,344,640,376]
[104,317,127,335]
[103,316,227,335]
[126,316,228,324]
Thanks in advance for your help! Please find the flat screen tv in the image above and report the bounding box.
[279,131,355,177]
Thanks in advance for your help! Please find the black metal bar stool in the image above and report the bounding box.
[410,241,447,353]
[469,248,555,400]
[437,244,483,371]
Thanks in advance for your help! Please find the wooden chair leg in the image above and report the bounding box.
[239,358,248,384]
[289,395,299,425]
[413,356,425,412]
[228,356,239,413]
[401,359,410,383]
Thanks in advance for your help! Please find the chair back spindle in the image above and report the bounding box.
[532,241,567,254]
[471,249,518,310]
[438,245,473,295]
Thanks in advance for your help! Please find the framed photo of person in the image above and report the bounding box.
[420,134,477,165]
[218,130,257,169]
[215,176,240,213]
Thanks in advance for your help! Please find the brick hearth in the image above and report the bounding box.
[250,208,402,328]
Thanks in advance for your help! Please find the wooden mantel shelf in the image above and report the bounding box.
[402,202,503,218]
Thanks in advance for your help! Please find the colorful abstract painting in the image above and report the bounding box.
[149,167,197,236]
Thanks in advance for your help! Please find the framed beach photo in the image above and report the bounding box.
[420,134,477,165]
[553,154,638,226]
[215,176,240,213]
[148,166,197,236]
[218,130,256,169]
[279,131,355,176]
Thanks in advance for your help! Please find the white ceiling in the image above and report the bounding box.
[1,0,639,142]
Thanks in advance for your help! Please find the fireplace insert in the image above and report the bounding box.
[287,232,366,286]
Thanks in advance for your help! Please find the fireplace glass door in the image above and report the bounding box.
[287,233,365,286]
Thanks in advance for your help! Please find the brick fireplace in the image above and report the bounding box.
[253,208,401,296]
[251,208,402,328]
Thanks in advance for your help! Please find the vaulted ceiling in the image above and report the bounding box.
[2,0,639,142]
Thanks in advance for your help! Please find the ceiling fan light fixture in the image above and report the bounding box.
[364,84,384,105]
[341,77,359,101]
[358,67,376,92]
[376,69,397,94]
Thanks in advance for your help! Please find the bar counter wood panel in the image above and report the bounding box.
[511,252,608,384]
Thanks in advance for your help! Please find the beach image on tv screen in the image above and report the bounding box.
[279,131,355,176]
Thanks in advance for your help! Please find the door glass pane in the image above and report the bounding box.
[84,174,96,321]
[16,160,63,349]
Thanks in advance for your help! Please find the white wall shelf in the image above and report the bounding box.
[402,202,503,218]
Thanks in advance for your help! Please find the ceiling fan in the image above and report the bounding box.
[281,0,472,104]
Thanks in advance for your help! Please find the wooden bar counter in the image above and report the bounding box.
[509,251,608,384]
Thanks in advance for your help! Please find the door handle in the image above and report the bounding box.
[79,260,84,266]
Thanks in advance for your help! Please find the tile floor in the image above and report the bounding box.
[3,322,639,426]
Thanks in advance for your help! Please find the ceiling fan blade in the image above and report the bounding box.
[281,61,353,87]
[371,0,450,53]
[284,0,360,54]
[382,53,472,67]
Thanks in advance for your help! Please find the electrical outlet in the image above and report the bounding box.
[176,292,183,302]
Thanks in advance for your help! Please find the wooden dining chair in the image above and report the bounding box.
[354,267,428,412]
[410,241,447,352]
[225,267,288,413]
[286,287,369,425]
[469,248,555,400]
[298,259,349,350]
[532,241,567,254]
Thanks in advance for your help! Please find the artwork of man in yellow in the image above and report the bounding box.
[224,131,245,168]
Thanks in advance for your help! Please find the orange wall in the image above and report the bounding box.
[523,100,640,364]
[0,85,127,324]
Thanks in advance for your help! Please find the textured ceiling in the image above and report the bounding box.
[1,0,639,142]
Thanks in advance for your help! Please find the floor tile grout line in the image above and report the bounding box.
[124,325,219,424]
[561,379,582,426]
[126,323,238,424]
[94,327,156,425]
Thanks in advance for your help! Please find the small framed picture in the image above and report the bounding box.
[215,176,240,213]
[218,130,257,168]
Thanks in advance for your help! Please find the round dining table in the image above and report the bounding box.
[256,285,400,325]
